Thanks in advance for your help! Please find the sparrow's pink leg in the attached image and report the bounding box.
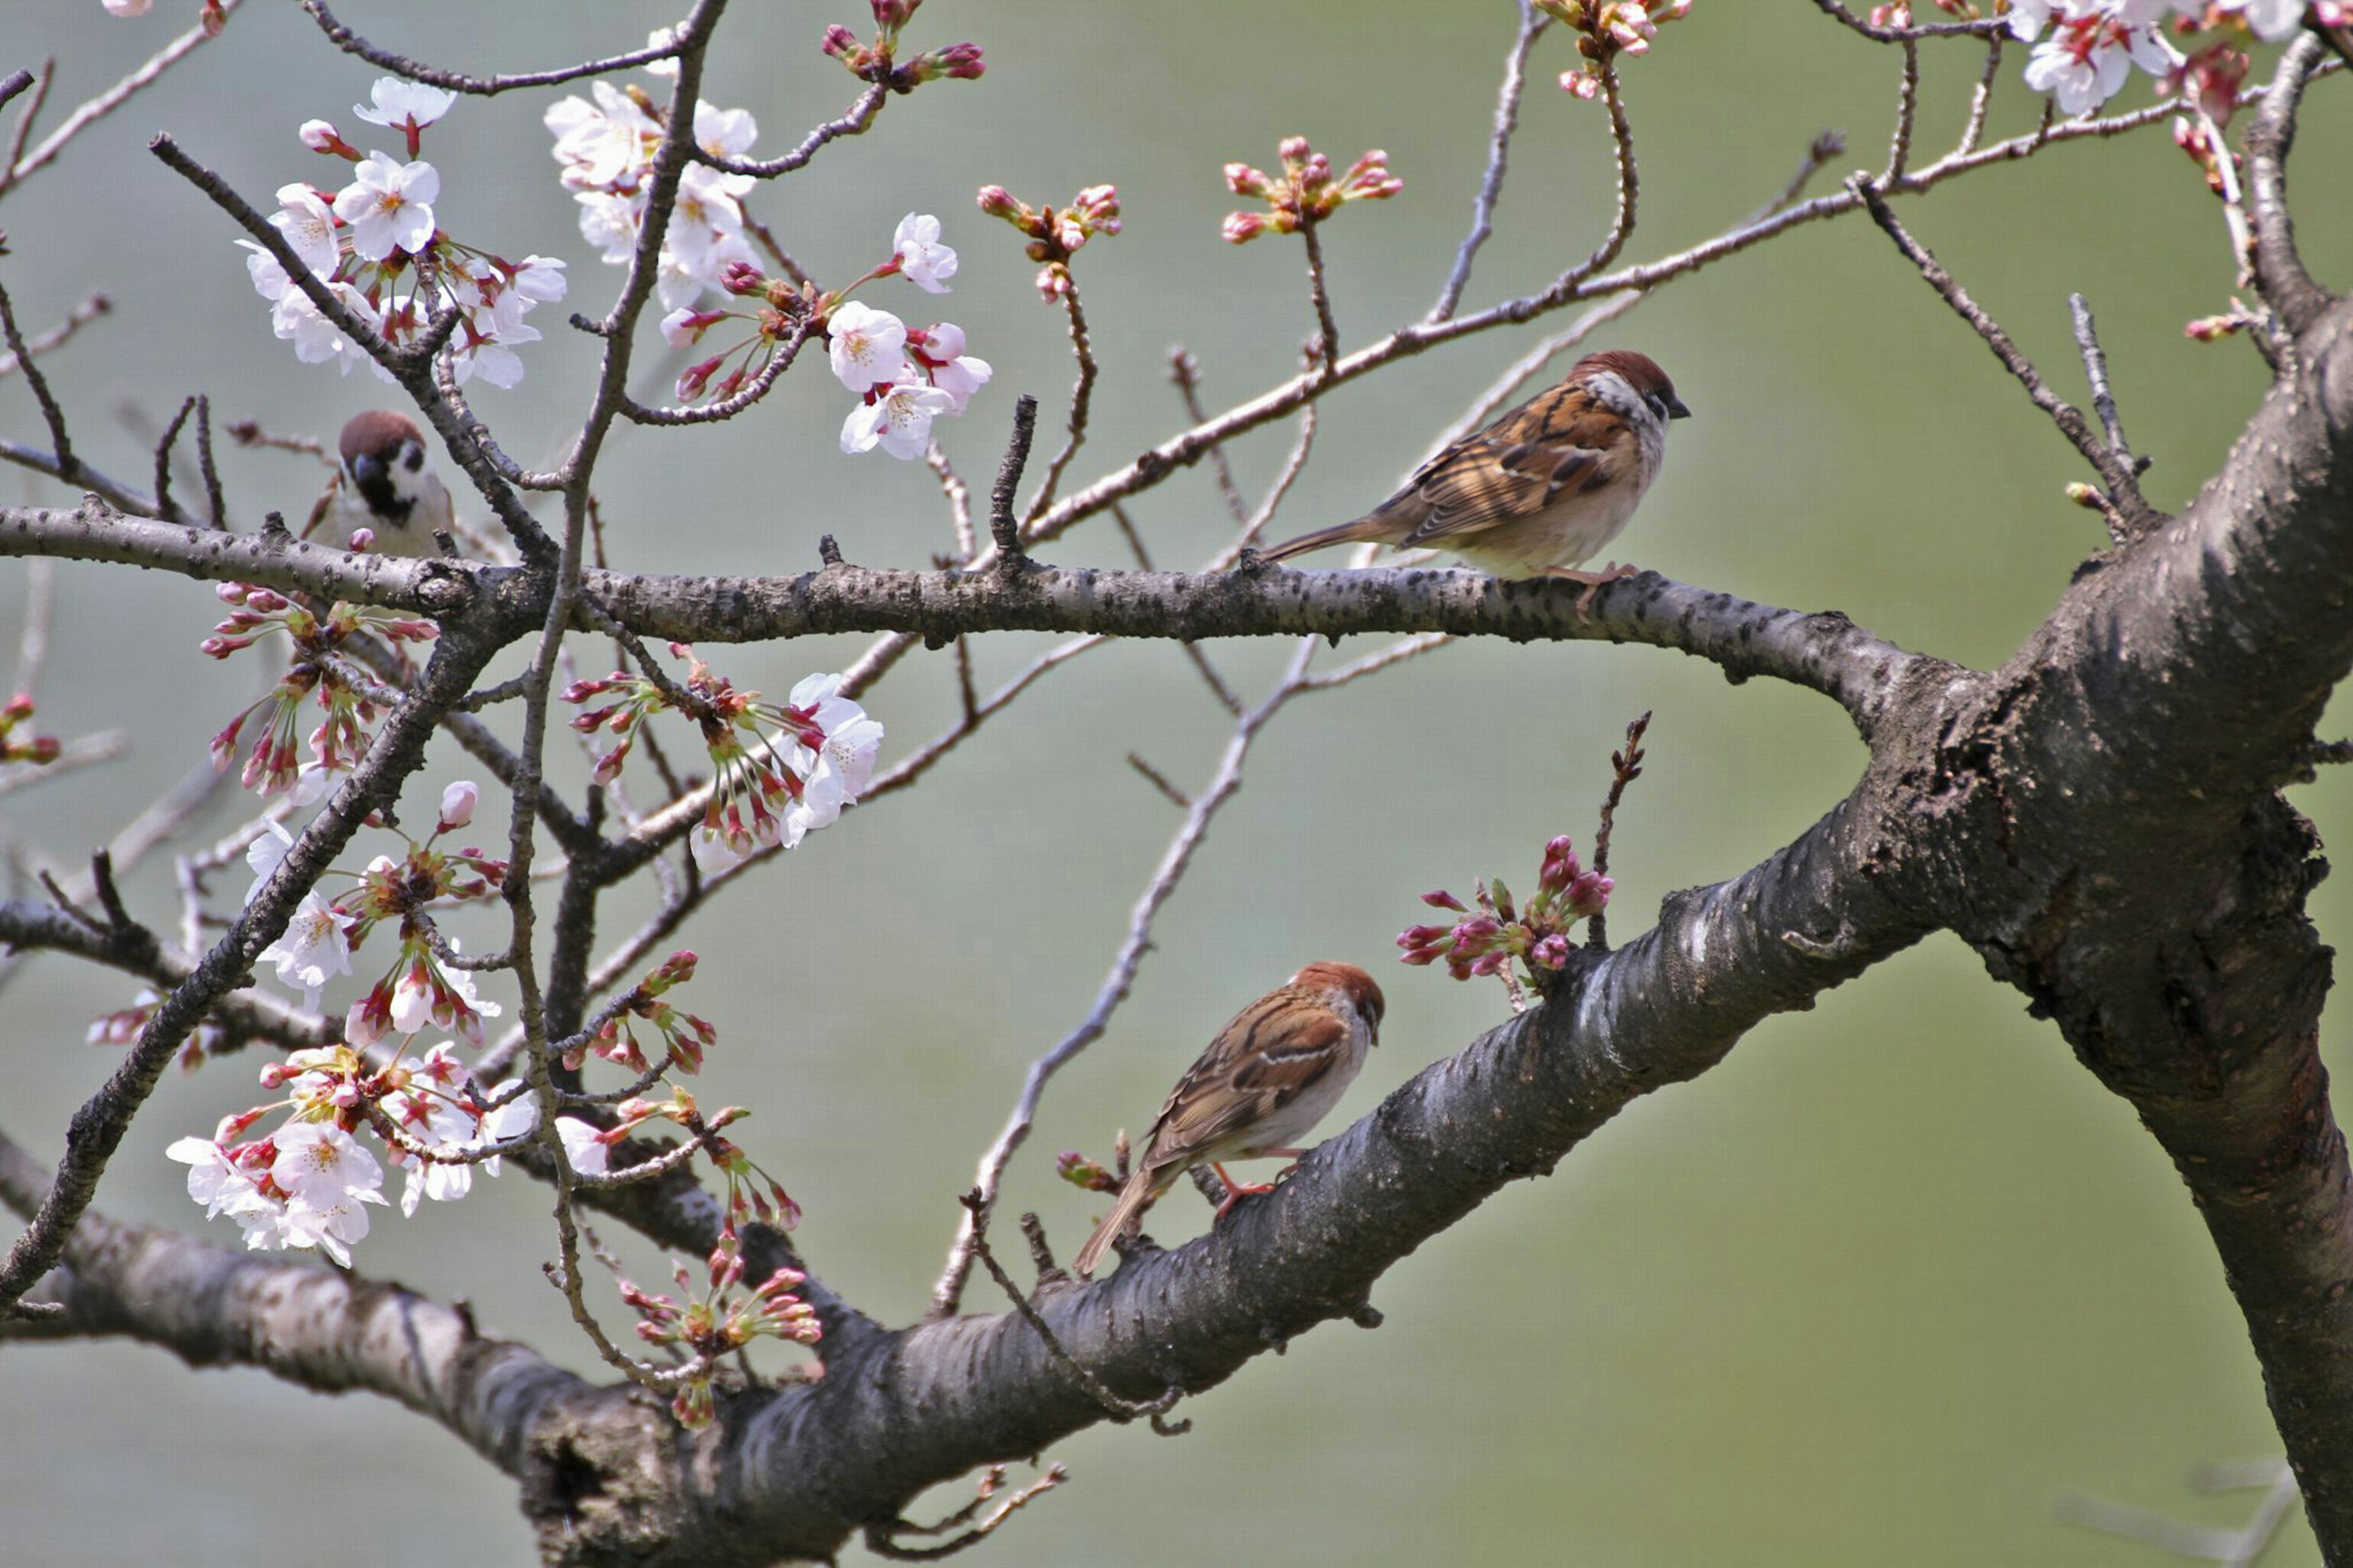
[1211,1156,1306,1219]
[1545,561,1640,615]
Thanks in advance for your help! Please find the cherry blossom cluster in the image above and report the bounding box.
[565,951,718,1077]
[1537,1,1693,99]
[0,694,59,767]
[203,583,437,801]
[164,1040,607,1265]
[566,652,884,861]
[820,0,987,92]
[1221,138,1403,245]
[1996,1,2322,118]
[546,67,763,314]
[975,182,1122,302]
[239,79,567,388]
[241,786,509,1047]
[1397,835,1614,990]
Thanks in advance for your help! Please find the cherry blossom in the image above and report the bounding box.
[165,1137,266,1220]
[256,893,354,1013]
[269,183,341,277]
[546,81,660,192]
[907,321,991,412]
[842,380,955,461]
[272,1121,383,1210]
[333,151,439,261]
[558,1116,613,1176]
[827,300,909,392]
[351,77,457,156]
[892,213,958,292]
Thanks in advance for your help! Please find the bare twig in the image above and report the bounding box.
[958,1191,1182,1423]
[863,1463,1069,1561]
[1849,175,2149,526]
[0,65,48,181]
[926,443,975,558]
[1745,130,1849,227]
[1961,37,2002,154]
[301,0,678,93]
[1812,0,2006,40]
[0,276,76,482]
[1126,753,1191,810]
[1298,221,1341,382]
[10,558,53,700]
[1585,710,1651,952]
[1023,282,1097,523]
[992,395,1039,565]
[151,396,197,525]
[700,82,888,177]
[0,292,108,378]
[1168,349,1248,524]
[1431,1,1548,322]
[1885,39,1921,181]
[2067,292,2142,490]
[194,396,225,530]
[4,5,238,191]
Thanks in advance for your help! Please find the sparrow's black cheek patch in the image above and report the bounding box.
[351,461,412,523]
[401,442,425,473]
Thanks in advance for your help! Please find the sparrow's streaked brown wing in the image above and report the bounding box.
[1140,994,1347,1172]
[1394,384,1634,548]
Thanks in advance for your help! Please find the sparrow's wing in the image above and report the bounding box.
[1142,996,1347,1171]
[1396,385,1635,547]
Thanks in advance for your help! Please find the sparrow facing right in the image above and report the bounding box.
[1072,961,1385,1279]
[303,410,456,558]
[1257,348,1689,585]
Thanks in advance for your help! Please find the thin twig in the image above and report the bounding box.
[1112,506,1242,713]
[1023,283,1097,523]
[195,396,225,529]
[0,292,108,378]
[1298,221,1341,384]
[4,5,238,191]
[1848,175,2146,521]
[152,396,197,525]
[1961,37,2002,154]
[10,559,54,700]
[301,0,678,93]
[863,1463,1069,1561]
[1585,710,1651,952]
[958,1191,1183,1423]
[926,442,974,558]
[1743,131,1849,227]
[0,276,75,483]
[1885,39,1920,181]
[2067,294,2142,486]
[700,82,889,177]
[1126,754,1191,810]
[1168,349,1248,525]
[0,64,50,184]
[1430,1,1548,322]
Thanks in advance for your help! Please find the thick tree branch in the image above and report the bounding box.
[2244,32,2335,338]
[0,506,1930,732]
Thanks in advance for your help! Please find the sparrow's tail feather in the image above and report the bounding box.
[1072,1168,1162,1278]
[1254,512,1390,564]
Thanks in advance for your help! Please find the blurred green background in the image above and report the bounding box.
[1,2,2347,1564]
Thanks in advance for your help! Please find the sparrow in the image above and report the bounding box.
[1257,349,1689,586]
[302,410,457,558]
[1071,960,1385,1278]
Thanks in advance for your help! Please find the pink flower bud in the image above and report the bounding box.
[675,355,724,401]
[1278,135,1311,164]
[1224,162,1273,198]
[300,119,348,156]
[1532,934,1573,969]
[438,780,478,831]
[1421,890,1468,912]
[347,526,377,553]
[976,184,1021,219]
[821,23,862,59]
[2,693,32,723]
[1221,211,1266,244]
[871,0,920,28]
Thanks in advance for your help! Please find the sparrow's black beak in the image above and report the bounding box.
[1666,392,1692,420]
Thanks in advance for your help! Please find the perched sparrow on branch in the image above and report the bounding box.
[1258,349,1689,587]
[303,410,457,558]
[1071,961,1385,1279]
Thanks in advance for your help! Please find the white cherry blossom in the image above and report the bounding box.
[841,380,955,461]
[352,78,457,142]
[893,213,957,293]
[270,183,342,278]
[333,151,439,260]
[827,301,908,392]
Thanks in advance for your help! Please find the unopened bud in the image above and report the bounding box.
[438,779,478,831]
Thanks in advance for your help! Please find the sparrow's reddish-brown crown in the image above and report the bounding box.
[1291,961,1385,1034]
